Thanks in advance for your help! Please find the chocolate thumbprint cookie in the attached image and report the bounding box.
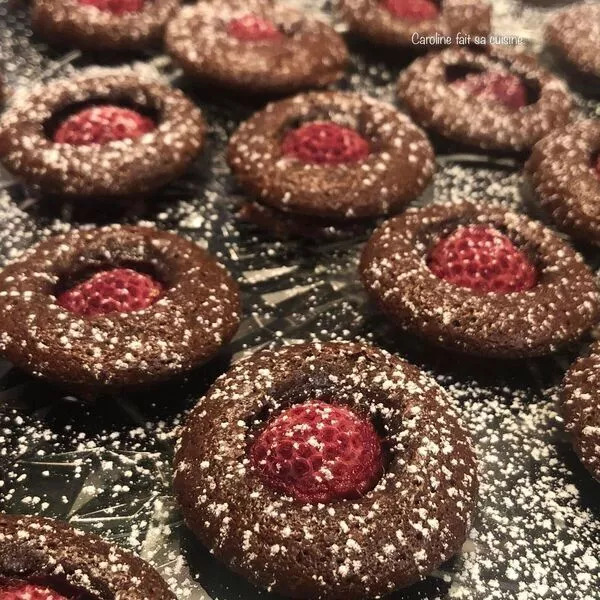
[526,119,600,245]
[339,0,491,49]
[174,341,478,599]
[0,69,205,202]
[0,514,174,599]
[31,0,178,51]
[546,3,600,91]
[165,0,348,95]
[360,201,599,358]
[0,225,241,395]
[228,91,435,237]
[397,47,573,153]
[561,341,600,482]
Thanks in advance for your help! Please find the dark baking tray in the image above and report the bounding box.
[0,1,599,598]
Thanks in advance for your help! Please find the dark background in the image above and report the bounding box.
[0,1,599,598]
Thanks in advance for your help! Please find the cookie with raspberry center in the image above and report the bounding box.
[0,70,205,202]
[227,14,283,41]
[525,120,600,245]
[0,225,241,395]
[360,201,600,357]
[280,122,370,166]
[165,0,348,95]
[53,105,155,146]
[427,225,537,294]
[339,0,490,49]
[228,91,435,233]
[398,47,573,153]
[175,342,477,599]
[32,0,177,51]
[0,515,174,600]
[250,401,383,503]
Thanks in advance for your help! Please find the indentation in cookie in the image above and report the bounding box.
[381,0,439,21]
[249,400,384,503]
[281,121,370,165]
[398,49,569,152]
[78,0,145,15]
[52,104,156,145]
[427,225,537,294]
[227,14,283,41]
[449,69,529,111]
[57,267,163,316]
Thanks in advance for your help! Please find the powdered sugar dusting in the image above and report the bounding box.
[0,0,599,599]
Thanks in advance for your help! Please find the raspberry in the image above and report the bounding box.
[0,584,67,600]
[593,154,600,179]
[250,401,383,504]
[227,15,283,41]
[57,268,163,317]
[428,225,537,294]
[451,72,528,111]
[53,105,155,146]
[78,0,144,14]
[281,122,370,166]
[382,0,439,21]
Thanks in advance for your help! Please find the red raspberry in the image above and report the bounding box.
[57,268,163,317]
[428,225,537,294]
[382,0,439,21]
[250,401,383,504]
[0,584,67,600]
[451,72,528,111]
[53,105,155,146]
[78,0,144,15]
[593,154,600,179]
[281,122,370,166]
[227,15,283,41]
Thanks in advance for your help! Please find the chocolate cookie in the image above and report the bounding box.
[0,225,241,395]
[545,3,600,87]
[525,119,600,245]
[165,0,348,95]
[237,200,371,240]
[228,91,435,234]
[340,0,491,49]
[0,69,205,202]
[397,47,573,153]
[174,341,478,600]
[561,342,600,482]
[0,514,174,599]
[360,201,600,358]
[31,0,178,52]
